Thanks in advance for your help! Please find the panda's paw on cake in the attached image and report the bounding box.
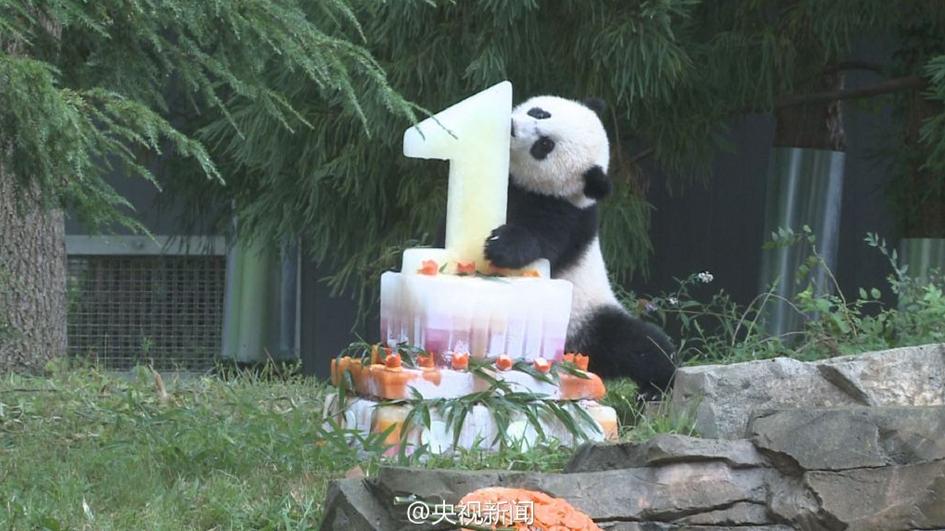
[484,223,541,269]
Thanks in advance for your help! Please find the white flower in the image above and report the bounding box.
[667,296,679,306]
[697,271,714,284]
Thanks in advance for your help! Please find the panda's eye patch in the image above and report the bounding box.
[527,107,551,119]
[530,136,556,160]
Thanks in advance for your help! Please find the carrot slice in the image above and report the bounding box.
[456,261,476,275]
[574,353,589,371]
[418,259,438,275]
[384,352,402,368]
[451,352,469,370]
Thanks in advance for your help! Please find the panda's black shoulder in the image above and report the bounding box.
[507,181,599,273]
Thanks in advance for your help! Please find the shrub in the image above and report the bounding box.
[621,229,945,365]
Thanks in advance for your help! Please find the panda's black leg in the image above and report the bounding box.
[570,306,677,398]
[484,224,542,269]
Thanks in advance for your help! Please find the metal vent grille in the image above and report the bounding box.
[67,255,225,370]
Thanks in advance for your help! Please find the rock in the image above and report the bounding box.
[320,428,945,530]
[816,343,945,406]
[673,501,771,525]
[371,467,508,506]
[750,406,945,470]
[671,344,945,439]
[371,464,769,523]
[805,461,945,530]
[600,524,793,531]
[319,478,399,531]
[766,474,834,529]
[565,434,767,472]
[671,357,855,439]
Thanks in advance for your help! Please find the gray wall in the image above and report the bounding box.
[632,97,899,308]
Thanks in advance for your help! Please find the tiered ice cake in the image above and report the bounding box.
[327,252,619,452]
[324,81,617,453]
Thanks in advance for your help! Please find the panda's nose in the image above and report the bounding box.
[510,119,516,138]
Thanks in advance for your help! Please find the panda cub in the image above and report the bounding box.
[484,95,676,397]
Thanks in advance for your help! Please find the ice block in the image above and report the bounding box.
[380,266,572,364]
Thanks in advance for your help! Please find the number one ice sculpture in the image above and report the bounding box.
[381,81,572,363]
[403,81,512,271]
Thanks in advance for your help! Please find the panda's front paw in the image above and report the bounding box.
[583,165,612,200]
[484,224,541,269]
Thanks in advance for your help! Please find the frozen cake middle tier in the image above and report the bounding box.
[380,271,573,364]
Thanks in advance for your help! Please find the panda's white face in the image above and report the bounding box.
[509,96,610,207]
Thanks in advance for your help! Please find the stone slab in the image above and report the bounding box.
[372,464,769,523]
[600,524,792,531]
[749,406,945,470]
[671,344,945,439]
[806,461,945,530]
[565,434,767,472]
[816,343,945,406]
[319,478,398,531]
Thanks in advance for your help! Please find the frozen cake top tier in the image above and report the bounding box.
[401,248,551,278]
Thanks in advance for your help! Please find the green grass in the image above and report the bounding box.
[0,365,664,530]
[1,366,341,530]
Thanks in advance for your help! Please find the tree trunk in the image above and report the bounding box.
[774,71,847,150]
[0,165,68,372]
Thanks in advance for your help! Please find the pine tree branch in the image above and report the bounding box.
[776,75,927,108]
[635,74,925,164]
[630,147,656,164]
[824,60,886,75]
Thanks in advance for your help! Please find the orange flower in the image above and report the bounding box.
[522,269,541,277]
[451,352,469,370]
[417,353,435,368]
[456,261,477,275]
[574,354,589,371]
[458,487,601,531]
[562,353,575,364]
[495,355,513,371]
[384,352,402,369]
[417,259,439,275]
[533,357,551,373]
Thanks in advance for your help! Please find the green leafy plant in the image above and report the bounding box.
[624,229,945,366]
[390,379,603,458]
[599,378,699,440]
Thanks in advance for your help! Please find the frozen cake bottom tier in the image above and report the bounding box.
[323,394,618,454]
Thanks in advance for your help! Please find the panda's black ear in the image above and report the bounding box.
[582,97,607,117]
[583,165,612,200]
